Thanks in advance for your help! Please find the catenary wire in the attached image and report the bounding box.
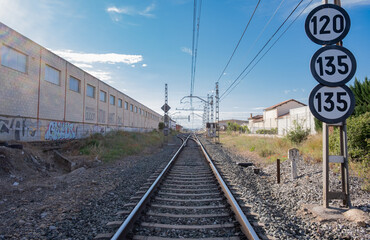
[220,0,314,101]
[192,0,202,95]
[215,0,261,84]
[220,0,305,100]
[190,0,197,98]
[244,0,286,58]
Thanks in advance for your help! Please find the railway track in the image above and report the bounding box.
[96,134,261,240]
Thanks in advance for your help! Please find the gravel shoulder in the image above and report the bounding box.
[199,136,369,240]
[0,136,182,240]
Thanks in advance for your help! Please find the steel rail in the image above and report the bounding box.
[194,135,260,240]
[111,134,191,240]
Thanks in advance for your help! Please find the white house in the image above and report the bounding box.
[248,99,315,135]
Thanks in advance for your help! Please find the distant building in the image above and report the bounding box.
[248,99,315,135]
[218,119,249,131]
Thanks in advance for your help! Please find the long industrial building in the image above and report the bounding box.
[0,22,162,141]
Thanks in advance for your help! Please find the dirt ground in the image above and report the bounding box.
[0,139,175,239]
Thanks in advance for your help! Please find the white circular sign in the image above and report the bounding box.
[309,84,355,123]
[310,45,356,86]
[305,4,350,45]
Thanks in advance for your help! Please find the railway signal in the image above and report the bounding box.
[308,84,355,124]
[305,4,350,45]
[161,103,171,113]
[310,45,356,86]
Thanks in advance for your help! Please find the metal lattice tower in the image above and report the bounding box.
[206,94,210,123]
[210,95,214,123]
[215,82,220,142]
[165,84,168,105]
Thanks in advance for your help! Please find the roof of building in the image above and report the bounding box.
[264,99,306,111]
[277,112,290,119]
[248,115,263,120]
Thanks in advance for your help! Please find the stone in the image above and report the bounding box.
[343,208,369,227]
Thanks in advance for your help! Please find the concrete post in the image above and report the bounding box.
[288,148,299,180]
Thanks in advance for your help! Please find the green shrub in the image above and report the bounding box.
[256,128,277,135]
[314,118,322,132]
[349,77,370,116]
[330,112,370,162]
[286,120,310,144]
[158,122,165,130]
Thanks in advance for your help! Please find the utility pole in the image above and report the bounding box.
[161,84,171,144]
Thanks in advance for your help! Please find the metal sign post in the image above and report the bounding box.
[306,0,354,208]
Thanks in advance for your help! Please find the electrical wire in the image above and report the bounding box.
[216,0,261,83]
[192,0,202,95]
[220,0,314,101]
[190,0,197,97]
[245,0,286,58]
[220,0,305,100]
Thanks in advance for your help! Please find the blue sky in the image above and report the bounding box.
[0,0,369,128]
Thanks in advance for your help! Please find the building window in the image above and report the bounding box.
[139,108,142,115]
[135,106,138,113]
[1,45,27,73]
[86,84,95,98]
[130,104,133,112]
[125,101,128,110]
[110,95,115,105]
[45,65,60,85]
[100,90,106,102]
[69,76,80,93]
[118,99,123,108]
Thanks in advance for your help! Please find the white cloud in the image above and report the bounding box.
[86,70,113,83]
[284,90,291,94]
[142,64,148,67]
[342,0,370,7]
[301,0,370,16]
[140,3,156,18]
[131,65,136,68]
[50,49,143,65]
[106,3,156,19]
[74,63,93,69]
[181,47,193,55]
[252,107,265,110]
[107,6,132,14]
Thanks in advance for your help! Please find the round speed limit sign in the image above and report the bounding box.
[305,4,350,45]
[309,84,355,123]
[310,45,356,86]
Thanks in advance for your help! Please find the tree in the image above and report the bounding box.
[349,77,370,116]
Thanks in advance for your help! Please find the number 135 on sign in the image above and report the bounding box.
[309,84,355,124]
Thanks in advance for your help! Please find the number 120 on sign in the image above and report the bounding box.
[309,84,355,124]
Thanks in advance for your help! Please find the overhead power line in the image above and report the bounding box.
[216,0,261,84]
[220,0,314,101]
[190,0,202,99]
[220,0,305,100]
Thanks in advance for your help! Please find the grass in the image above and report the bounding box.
[220,132,369,191]
[79,130,165,162]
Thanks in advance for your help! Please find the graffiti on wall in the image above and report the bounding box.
[98,109,106,123]
[85,107,96,121]
[117,116,123,125]
[0,117,38,141]
[45,121,77,140]
[108,113,115,124]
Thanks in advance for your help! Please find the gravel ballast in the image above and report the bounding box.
[0,137,182,240]
[199,136,369,240]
